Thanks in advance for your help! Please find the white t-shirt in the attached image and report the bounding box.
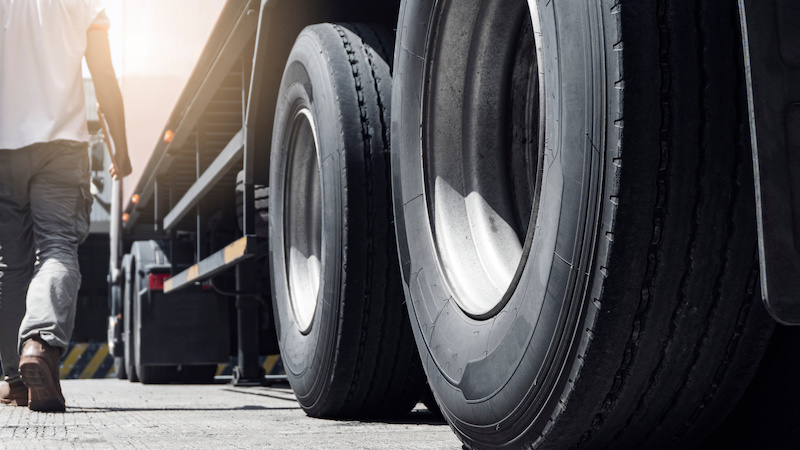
[0,0,109,150]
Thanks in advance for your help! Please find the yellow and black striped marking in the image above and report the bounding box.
[57,343,284,380]
[164,235,262,294]
[215,354,284,377]
[59,342,116,379]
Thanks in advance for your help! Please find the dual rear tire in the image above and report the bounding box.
[269,23,426,418]
[269,1,793,448]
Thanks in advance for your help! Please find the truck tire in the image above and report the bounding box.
[420,384,442,418]
[122,253,139,383]
[392,0,775,448]
[699,325,800,448]
[113,256,129,380]
[136,363,178,385]
[269,23,426,418]
[113,357,126,380]
[131,241,179,385]
[178,364,217,384]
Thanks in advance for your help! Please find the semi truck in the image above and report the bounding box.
[107,0,800,448]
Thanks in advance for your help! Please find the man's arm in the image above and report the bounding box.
[85,27,131,179]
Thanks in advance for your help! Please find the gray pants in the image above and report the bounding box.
[0,140,92,380]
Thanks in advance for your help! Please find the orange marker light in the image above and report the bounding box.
[164,130,175,143]
[131,194,140,204]
[122,213,130,223]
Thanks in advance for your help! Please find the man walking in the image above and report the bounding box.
[0,0,130,411]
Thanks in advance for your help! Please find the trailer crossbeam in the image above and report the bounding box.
[163,235,264,294]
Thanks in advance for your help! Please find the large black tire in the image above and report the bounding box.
[131,241,179,385]
[420,384,442,418]
[392,0,775,448]
[177,364,218,384]
[699,325,800,449]
[269,23,426,419]
[136,364,178,385]
[114,356,127,380]
[123,253,139,383]
[113,255,129,380]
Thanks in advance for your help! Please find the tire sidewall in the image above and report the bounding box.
[132,243,149,379]
[392,0,608,445]
[130,241,167,383]
[123,254,138,381]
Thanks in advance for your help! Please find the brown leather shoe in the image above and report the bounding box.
[19,336,65,412]
[0,378,28,406]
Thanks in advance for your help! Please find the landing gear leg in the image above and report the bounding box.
[232,263,264,386]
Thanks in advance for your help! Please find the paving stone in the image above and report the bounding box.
[0,380,460,449]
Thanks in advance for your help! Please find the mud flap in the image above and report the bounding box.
[739,0,800,324]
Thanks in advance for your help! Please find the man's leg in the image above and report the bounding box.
[18,141,91,411]
[0,150,35,384]
[0,149,35,407]
[19,141,91,352]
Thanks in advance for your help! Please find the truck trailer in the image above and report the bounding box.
[107,0,800,448]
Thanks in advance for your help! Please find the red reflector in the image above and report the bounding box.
[148,273,170,291]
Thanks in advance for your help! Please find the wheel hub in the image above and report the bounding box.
[283,108,323,333]
[422,0,542,318]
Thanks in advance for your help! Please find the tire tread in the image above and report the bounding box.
[572,1,773,448]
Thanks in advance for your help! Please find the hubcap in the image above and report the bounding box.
[423,0,543,318]
[284,108,323,333]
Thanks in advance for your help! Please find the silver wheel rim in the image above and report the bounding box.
[284,108,322,333]
[423,0,543,318]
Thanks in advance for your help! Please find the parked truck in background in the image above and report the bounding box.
[107,0,800,448]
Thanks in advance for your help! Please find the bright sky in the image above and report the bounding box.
[83,0,226,81]
[82,0,228,202]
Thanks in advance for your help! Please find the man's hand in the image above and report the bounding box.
[109,152,132,179]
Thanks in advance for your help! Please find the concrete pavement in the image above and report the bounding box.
[0,379,462,449]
